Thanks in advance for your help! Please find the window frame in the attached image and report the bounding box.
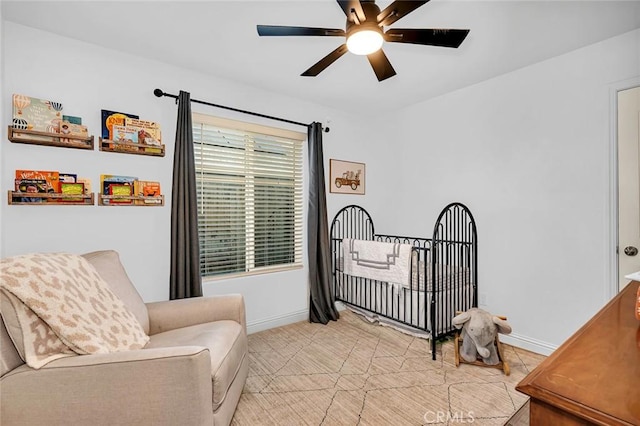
[192,113,305,281]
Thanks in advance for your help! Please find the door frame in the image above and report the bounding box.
[608,77,640,300]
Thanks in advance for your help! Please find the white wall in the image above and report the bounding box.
[0,22,384,332]
[376,29,640,353]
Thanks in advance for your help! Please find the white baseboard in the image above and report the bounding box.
[500,332,557,356]
[341,302,555,356]
[248,305,556,356]
[247,309,308,334]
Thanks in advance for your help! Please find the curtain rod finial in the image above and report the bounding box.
[153,88,164,97]
[324,118,331,133]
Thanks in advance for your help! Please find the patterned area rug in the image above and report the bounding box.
[232,310,545,425]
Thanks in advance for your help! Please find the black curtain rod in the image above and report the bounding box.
[154,88,329,132]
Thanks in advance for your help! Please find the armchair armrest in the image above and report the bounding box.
[146,294,246,335]
[0,347,213,426]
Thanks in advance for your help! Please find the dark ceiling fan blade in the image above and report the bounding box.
[301,44,349,77]
[367,49,396,82]
[257,25,345,37]
[385,28,470,48]
[337,0,366,23]
[377,1,430,27]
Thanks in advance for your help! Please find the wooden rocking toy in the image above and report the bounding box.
[453,311,510,376]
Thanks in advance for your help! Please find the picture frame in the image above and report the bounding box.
[329,159,365,195]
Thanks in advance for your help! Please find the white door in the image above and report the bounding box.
[618,86,640,291]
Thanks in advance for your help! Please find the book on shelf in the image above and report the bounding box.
[124,117,162,153]
[134,180,162,204]
[101,109,138,140]
[14,178,48,203]
[15,170,59,194]
[15,178,47,192]
[108,183,134,204]
[58,173,77,187]
[100,175,137,205]
[59,121,88,143]
[12,94,63,135]
[60,182,85,202]
[58,174,80,201]
[100,174,137,193]
[112,125,138,144]
[62,115,82,125]
[77,177,92,195]
[109,125,139,152]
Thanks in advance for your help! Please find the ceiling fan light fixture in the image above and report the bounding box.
[346,27,383,55]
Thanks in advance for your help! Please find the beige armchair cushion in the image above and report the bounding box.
[82,250,150,334]
[145,294,249,418]
[146,320,247,410]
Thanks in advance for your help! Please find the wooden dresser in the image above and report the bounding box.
[516,281,640,425]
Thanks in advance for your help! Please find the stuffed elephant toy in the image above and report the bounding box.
[452,308,512,365]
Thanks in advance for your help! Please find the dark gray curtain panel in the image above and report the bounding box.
[308,122,339,324]
[170,90,202,299]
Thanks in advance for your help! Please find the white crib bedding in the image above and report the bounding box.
[342,238,413,287]
[411,261,471,292]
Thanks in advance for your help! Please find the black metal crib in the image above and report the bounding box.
[330,203,478,360]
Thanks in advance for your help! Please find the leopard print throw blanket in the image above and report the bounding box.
[0,253,149,369]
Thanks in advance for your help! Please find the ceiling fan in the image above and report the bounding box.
[256,0,470,82]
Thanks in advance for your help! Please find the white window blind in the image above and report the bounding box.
[192,114,304,278]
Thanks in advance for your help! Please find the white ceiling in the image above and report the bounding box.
[3,1,640,115]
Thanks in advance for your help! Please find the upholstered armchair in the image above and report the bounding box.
[0,250,248,425]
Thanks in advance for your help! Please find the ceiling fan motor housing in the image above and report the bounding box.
[346,1,382,37]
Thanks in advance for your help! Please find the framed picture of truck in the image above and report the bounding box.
[329,159,365,195]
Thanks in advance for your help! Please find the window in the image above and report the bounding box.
[192,113,304,278]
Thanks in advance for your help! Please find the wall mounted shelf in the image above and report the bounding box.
[8,191,95,205]
[8,126,94,150]
[98,194,164,206]
[99,138,165,157]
